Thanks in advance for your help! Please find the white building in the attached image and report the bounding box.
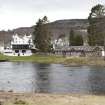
[3,34,33,56]
[52,38,69,49]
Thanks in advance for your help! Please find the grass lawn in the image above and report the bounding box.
[0,54,9,61]
[1,54,105,66]
[4,54,66,64]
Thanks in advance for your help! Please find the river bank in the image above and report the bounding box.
[0,92,105,105]
[1,54,105,66]
[5,54,66,63]
[64,57,105,66]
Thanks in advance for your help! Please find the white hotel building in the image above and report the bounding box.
[3,34,33,56]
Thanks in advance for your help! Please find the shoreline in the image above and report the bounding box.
[1,54,105,66]
[0,92,105,105]
[0,55,105,104]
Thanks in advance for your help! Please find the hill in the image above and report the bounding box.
[0,19,89,46]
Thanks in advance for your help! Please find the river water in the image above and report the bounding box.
[0,62,105,94]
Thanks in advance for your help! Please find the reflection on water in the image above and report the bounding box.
[35,63,51,93]
[0,62,105,94]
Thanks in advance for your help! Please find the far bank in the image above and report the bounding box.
[1,54,105,66]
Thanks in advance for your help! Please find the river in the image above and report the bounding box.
[0,62,105,94]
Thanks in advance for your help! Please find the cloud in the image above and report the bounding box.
[0,0,99,12]
[0,0,104,30]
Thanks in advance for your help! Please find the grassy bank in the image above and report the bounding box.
[5,54,66,64]
[1,92,105,105]
[0,54,9,61]
[1,54,105,66]
[64,57,105,66]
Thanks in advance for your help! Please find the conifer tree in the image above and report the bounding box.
[69,29,83,46]
[33,16,52,52]
[88,4,105,46]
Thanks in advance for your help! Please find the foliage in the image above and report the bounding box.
[74,35,84,46]
[69,29,75,46]
[88,4,105,46]
[69,29,83,46]
[88,4,105,19]
[33,16,52,52]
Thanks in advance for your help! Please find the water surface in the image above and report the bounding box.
[0,62,105,94]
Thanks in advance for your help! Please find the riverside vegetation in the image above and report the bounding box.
[0,54,105,66]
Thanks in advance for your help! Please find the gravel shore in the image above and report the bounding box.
[0,92,105,105]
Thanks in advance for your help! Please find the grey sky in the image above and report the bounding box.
[0,0,104,30]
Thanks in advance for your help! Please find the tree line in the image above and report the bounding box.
[88,4,105,46]
[33,4,105,52]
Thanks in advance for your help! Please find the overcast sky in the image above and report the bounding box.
[0,0,104,30]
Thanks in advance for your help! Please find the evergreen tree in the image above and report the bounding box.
[33,16,52,52]
[88,4,105,46]
[69,29,83,46]
[74,35,83,46]
[69,29,75,46]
